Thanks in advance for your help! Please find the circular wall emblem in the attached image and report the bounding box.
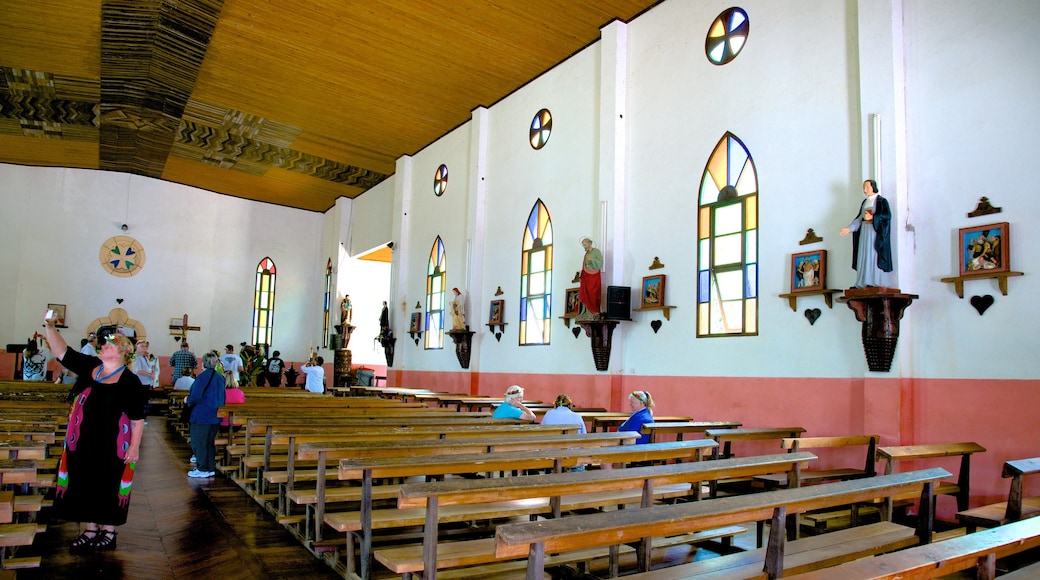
[99,236,146,277]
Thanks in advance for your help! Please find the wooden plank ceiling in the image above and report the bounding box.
[0,0,660,212]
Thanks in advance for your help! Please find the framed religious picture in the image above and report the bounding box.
[564,288,581,316]
[409,312,422,333]
[488,300,505,325]
[46,303,67,327]
[790,250,827,293]
[640,275,665,308]
[959,222,1009,277]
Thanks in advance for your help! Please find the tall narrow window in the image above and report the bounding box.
[520,200,553,345]
[322,258,332,348]
[697,133,758,336]
[425,237,446,349]
[253,257,277,346]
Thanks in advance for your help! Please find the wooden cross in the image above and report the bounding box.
[168,313,201,342]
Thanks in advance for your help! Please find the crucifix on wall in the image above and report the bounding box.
[168,313,201,343]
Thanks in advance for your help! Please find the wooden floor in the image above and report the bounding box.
[14,416,339,580]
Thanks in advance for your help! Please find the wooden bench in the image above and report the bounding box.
[299,431,638,542]
[704,427,806,498]
[262,423,582,509]
[877,441,986,517]
[381,452,815,579]
[957,457,1040,533]
[785,515,1040,579]
[495,468,950,580]
[330,439,717,580]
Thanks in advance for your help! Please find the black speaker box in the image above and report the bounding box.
[605,286,631,320]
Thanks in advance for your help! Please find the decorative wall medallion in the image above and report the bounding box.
[970,295,994,315]
[804,308,821,325]
[650,320,663,333]
[99,236,146,277]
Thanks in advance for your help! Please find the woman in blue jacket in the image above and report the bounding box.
[185,352,225,478]
[618,390,655,444]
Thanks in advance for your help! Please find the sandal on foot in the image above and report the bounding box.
[90,529,117,551]
[69,530,98,553]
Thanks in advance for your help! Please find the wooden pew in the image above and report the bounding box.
[329,439,717,580]
[785,516,1040,579]
[640,421,742,443]
[264,423,582,509]
[384,452,816,579]
[704,427,805,498]
[876,442,986,516]
[495,468,950,580]
[299,432,638,543]
[957,457,1040,533]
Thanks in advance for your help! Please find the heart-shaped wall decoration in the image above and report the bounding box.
[970,295,994,315]
[494,332,502,342]
[804,308,821,325]
[572,327,581,339]
[650,320,662,333]
[116,298,124,304]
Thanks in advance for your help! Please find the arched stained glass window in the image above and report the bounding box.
[706,7,749,65]
[425,237,446,350]
[322,258,332,348]
[697,133,758,336]
[252,257,277,346]
[520,200,553,345]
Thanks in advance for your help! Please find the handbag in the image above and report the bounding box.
[180,372,215,424]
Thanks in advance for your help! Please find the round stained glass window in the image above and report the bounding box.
[706,7,749,65]
[434,164,448,196]
[530,109,552,150]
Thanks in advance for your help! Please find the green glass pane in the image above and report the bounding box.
[714,204,741,235]
[714,233,742,266]
[715,270,744,300]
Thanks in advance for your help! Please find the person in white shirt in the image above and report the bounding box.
[80,334,98,357]
[131,341,155,388]
[173,367,195,391]
[219,345,244,383]
[300,356,325,393]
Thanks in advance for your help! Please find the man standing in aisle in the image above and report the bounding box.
[169,342,197,383]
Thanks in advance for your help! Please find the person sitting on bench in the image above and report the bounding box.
[491,385,536,421]
[619,390,655,444]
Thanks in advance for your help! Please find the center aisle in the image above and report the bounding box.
[18,416,340,580]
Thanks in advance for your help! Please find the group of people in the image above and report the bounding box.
[490,384,655,444]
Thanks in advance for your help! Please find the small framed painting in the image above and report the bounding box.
[565,288,581,316]
[409,312,422,333]
[790,250,827,293]
[959,222,1009,276]
[47,303,67,326]
[640,275,665,308]
[488,300,505,325]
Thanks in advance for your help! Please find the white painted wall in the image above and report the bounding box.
[384,0,1039,380]
[0,164,325,362]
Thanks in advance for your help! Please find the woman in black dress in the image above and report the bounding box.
[43,311,145,553]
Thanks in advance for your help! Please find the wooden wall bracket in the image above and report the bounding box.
[839,290,918,372]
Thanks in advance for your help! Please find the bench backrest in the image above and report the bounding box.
[339,439,718,480]
[398,451,816,508]
[1003,457,1040,521]
[877,441,985,511]
[782,435,880,477]
[300,431,635,461]
[494,468,950,565]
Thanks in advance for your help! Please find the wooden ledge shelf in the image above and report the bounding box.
[940,271,1023,299]
[633,305,676,320]
[778,289,842,312]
